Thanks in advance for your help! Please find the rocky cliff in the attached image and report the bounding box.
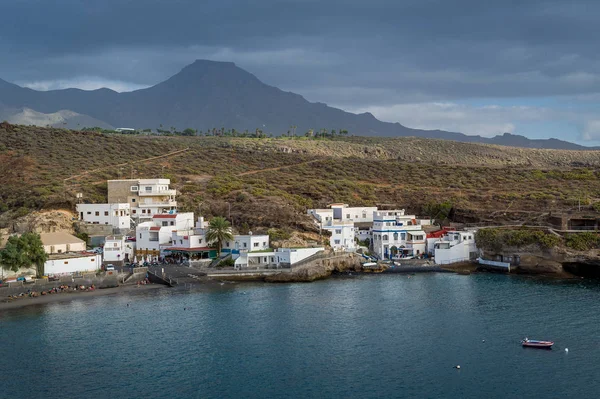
[265,253,362,283]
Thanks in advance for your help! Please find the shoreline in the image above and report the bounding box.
[1,266,583,312]
[0,284,164,312]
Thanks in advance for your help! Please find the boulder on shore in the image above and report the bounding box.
[265,253,362,283]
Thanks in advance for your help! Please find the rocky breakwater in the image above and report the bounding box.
[481,245,600,277]
[265,252,362,283]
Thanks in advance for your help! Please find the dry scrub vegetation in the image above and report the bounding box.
[2,123,600,233]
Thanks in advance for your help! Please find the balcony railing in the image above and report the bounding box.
[138,189,177,196]
[138,201,177,208]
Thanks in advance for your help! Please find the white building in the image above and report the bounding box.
[307,203,378,228]
[103,235,134,264]
[45,253,102,276]
[107,178,177,221]
[223,234,270,255]
[234,247,325,269]
[434,231,478,265]
[40,232,87,254]
[275,247,324,265]
[371,210,427,259]
[135,212,195,256]
[323,220,356,251]
[162,217,216,260]
[76,203,131,230]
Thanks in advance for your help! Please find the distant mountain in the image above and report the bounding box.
[0,61,594,150]
[0,104,114,130]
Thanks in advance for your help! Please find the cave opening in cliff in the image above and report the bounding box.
[562,262,600,278]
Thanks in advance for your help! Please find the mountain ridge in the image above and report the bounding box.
[0,60,595,150]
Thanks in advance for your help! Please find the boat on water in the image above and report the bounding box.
[521,338,554,349]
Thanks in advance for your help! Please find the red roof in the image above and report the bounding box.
[163,247,213,252]
[153,214,177,219]
[150,226,161,231]
[426,228,456,239]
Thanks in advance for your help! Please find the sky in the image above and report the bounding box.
[1,0,600,145]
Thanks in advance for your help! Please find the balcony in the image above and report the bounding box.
[138,189,177,196]
[138,200,178,208]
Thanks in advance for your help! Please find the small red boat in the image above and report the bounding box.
[521,338,554,349]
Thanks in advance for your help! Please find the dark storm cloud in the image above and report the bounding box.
[1,0,600,105]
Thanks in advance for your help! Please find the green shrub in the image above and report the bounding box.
[565,232,600,251]
[476,228,561,251]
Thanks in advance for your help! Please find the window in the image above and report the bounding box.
[131,198,136,203]
[132,210,136,214]
[180,240,183,244]
[162,221,168,226]
[263,242,266,247]
[148,209,152,214]
[243,243,247,248]
[334,240,340,245]
[145,186,152,192]
[131,186,138,192]
[95,211,99,216]
[468,236,472,240]
[113,243,118,247]
[393,233,398,241]
[104,211,109,216]
[254,242,259,247]
[170,221,174,226]
[401,233,406,240]
[139,234,142,239]
[198,238,203,244]
[226,242,230,247]
[346,214,350,219]
[335,229,342,234]
[362,213,366,219]
[355,215,358,219]
[383,235,388,241]
[64,261,69,264]
[87,211,91,215]
[142,209,146,214]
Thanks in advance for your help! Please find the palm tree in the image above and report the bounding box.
[206,216,234,255]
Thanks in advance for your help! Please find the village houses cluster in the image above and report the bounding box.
[2,178,478,279]
[308,203,478,264]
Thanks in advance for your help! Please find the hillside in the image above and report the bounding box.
[0,61,593,150]
[2,123,600,233]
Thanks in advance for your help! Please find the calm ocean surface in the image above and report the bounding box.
[2,273,600,399]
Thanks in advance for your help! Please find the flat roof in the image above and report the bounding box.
[41,232,85,246]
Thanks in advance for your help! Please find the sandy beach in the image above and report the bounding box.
[0,284,165,312]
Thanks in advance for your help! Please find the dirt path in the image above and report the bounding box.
[63,147,190,182]
[236,159,320,177]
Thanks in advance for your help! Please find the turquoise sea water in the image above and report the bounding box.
[2,273,600,399]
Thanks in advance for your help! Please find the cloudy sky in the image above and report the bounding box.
[2,0,600,144]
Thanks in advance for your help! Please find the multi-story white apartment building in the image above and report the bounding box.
[162,217,217,260]
[108,178,177,220]
[322,220,357,251]
[76,203,131,230]
[371,209,427,259]
[433,231,478,265]
[135,212,194,256]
